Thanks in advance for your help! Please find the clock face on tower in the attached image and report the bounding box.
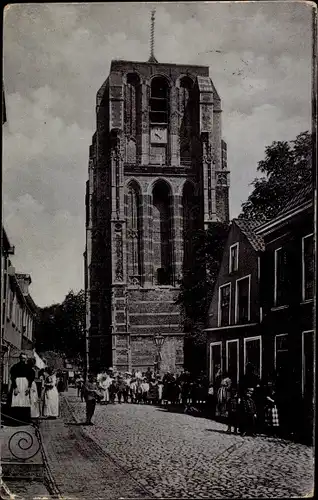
[151,126,167,144]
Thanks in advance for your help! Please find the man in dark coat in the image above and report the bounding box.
[145,367,153,382]
[83,374,103,425]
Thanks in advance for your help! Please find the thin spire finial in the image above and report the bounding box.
[148,8,158,63]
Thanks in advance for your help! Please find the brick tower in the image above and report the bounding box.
[85,36,229,373]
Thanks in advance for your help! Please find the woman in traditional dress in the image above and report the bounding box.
[264,384,280,437]
[148,378,159,405]
[10,353,35,424]
[102,372,113,404]
[43,368,59,418]
[216,372,232,419]
[123,372,132,403]
[28,358,40,419]
[136,378,143,404]
[157,377,163,405]
[38,369,48,416]
[30,379,40,419]
[130,377,137,403]
[76,374,84,397]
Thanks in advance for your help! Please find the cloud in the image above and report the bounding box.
[3,87,90,307]
[3,2,313,306]
[4,193,84,307]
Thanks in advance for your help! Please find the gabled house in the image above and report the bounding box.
[255,182,314,439]
[205,218,264,387]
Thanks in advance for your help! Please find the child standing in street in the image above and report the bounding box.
[239,387,258,436]
[136,379,143,404]
[264,385,280,437]
[226,387,239,434]
[207,383,216,419]
[140,378,150,404]
[109,377,119,404]
[76,375,84,397]
[117,375,126,404]
[130,378,137,403]
[157,377,164,405]
[83,375,103,425]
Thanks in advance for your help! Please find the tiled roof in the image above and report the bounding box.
[16,273,32,281]
[233,218,265,252]
[278,182,313,216]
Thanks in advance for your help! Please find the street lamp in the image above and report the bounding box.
[153,334,165,375]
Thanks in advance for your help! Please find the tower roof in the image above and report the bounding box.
[148,9,158,64]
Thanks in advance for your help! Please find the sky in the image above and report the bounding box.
[3,2,313,307]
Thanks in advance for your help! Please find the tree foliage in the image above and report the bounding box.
[240,131,312,221]
[34,289,86,367]
[177,222,229,373]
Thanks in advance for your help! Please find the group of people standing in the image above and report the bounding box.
[75,367,211,424]
[75,368,212,409]
[90,368,211,406]
[74,363,280,438]
[79,367,165,406]
[78,363,280,437]
[8,352,59,424]
[208,363,280,436]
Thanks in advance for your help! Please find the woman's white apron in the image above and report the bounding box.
[11,377,31,407]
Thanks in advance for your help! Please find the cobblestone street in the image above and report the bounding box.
[62,389,314,499]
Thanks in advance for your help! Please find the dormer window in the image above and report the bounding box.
[229,243,239,273]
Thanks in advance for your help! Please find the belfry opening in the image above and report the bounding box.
[152,180,173,286]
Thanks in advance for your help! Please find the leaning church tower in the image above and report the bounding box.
[85,13,229,373]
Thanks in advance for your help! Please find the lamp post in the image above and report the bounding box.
[153,334,165,375]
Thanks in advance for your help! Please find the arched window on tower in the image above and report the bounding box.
[149,77,169,165]
[125,182,142,285]
[182,181,198,272]
[179,77,193,166]
[125,73,141,164]
[152,181,173,285]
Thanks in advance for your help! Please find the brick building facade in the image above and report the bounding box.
[206,183,314,440]
[205,219,264,385]
[1,227,37,394]
[256,184,314,439]
[85,58,230,374]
